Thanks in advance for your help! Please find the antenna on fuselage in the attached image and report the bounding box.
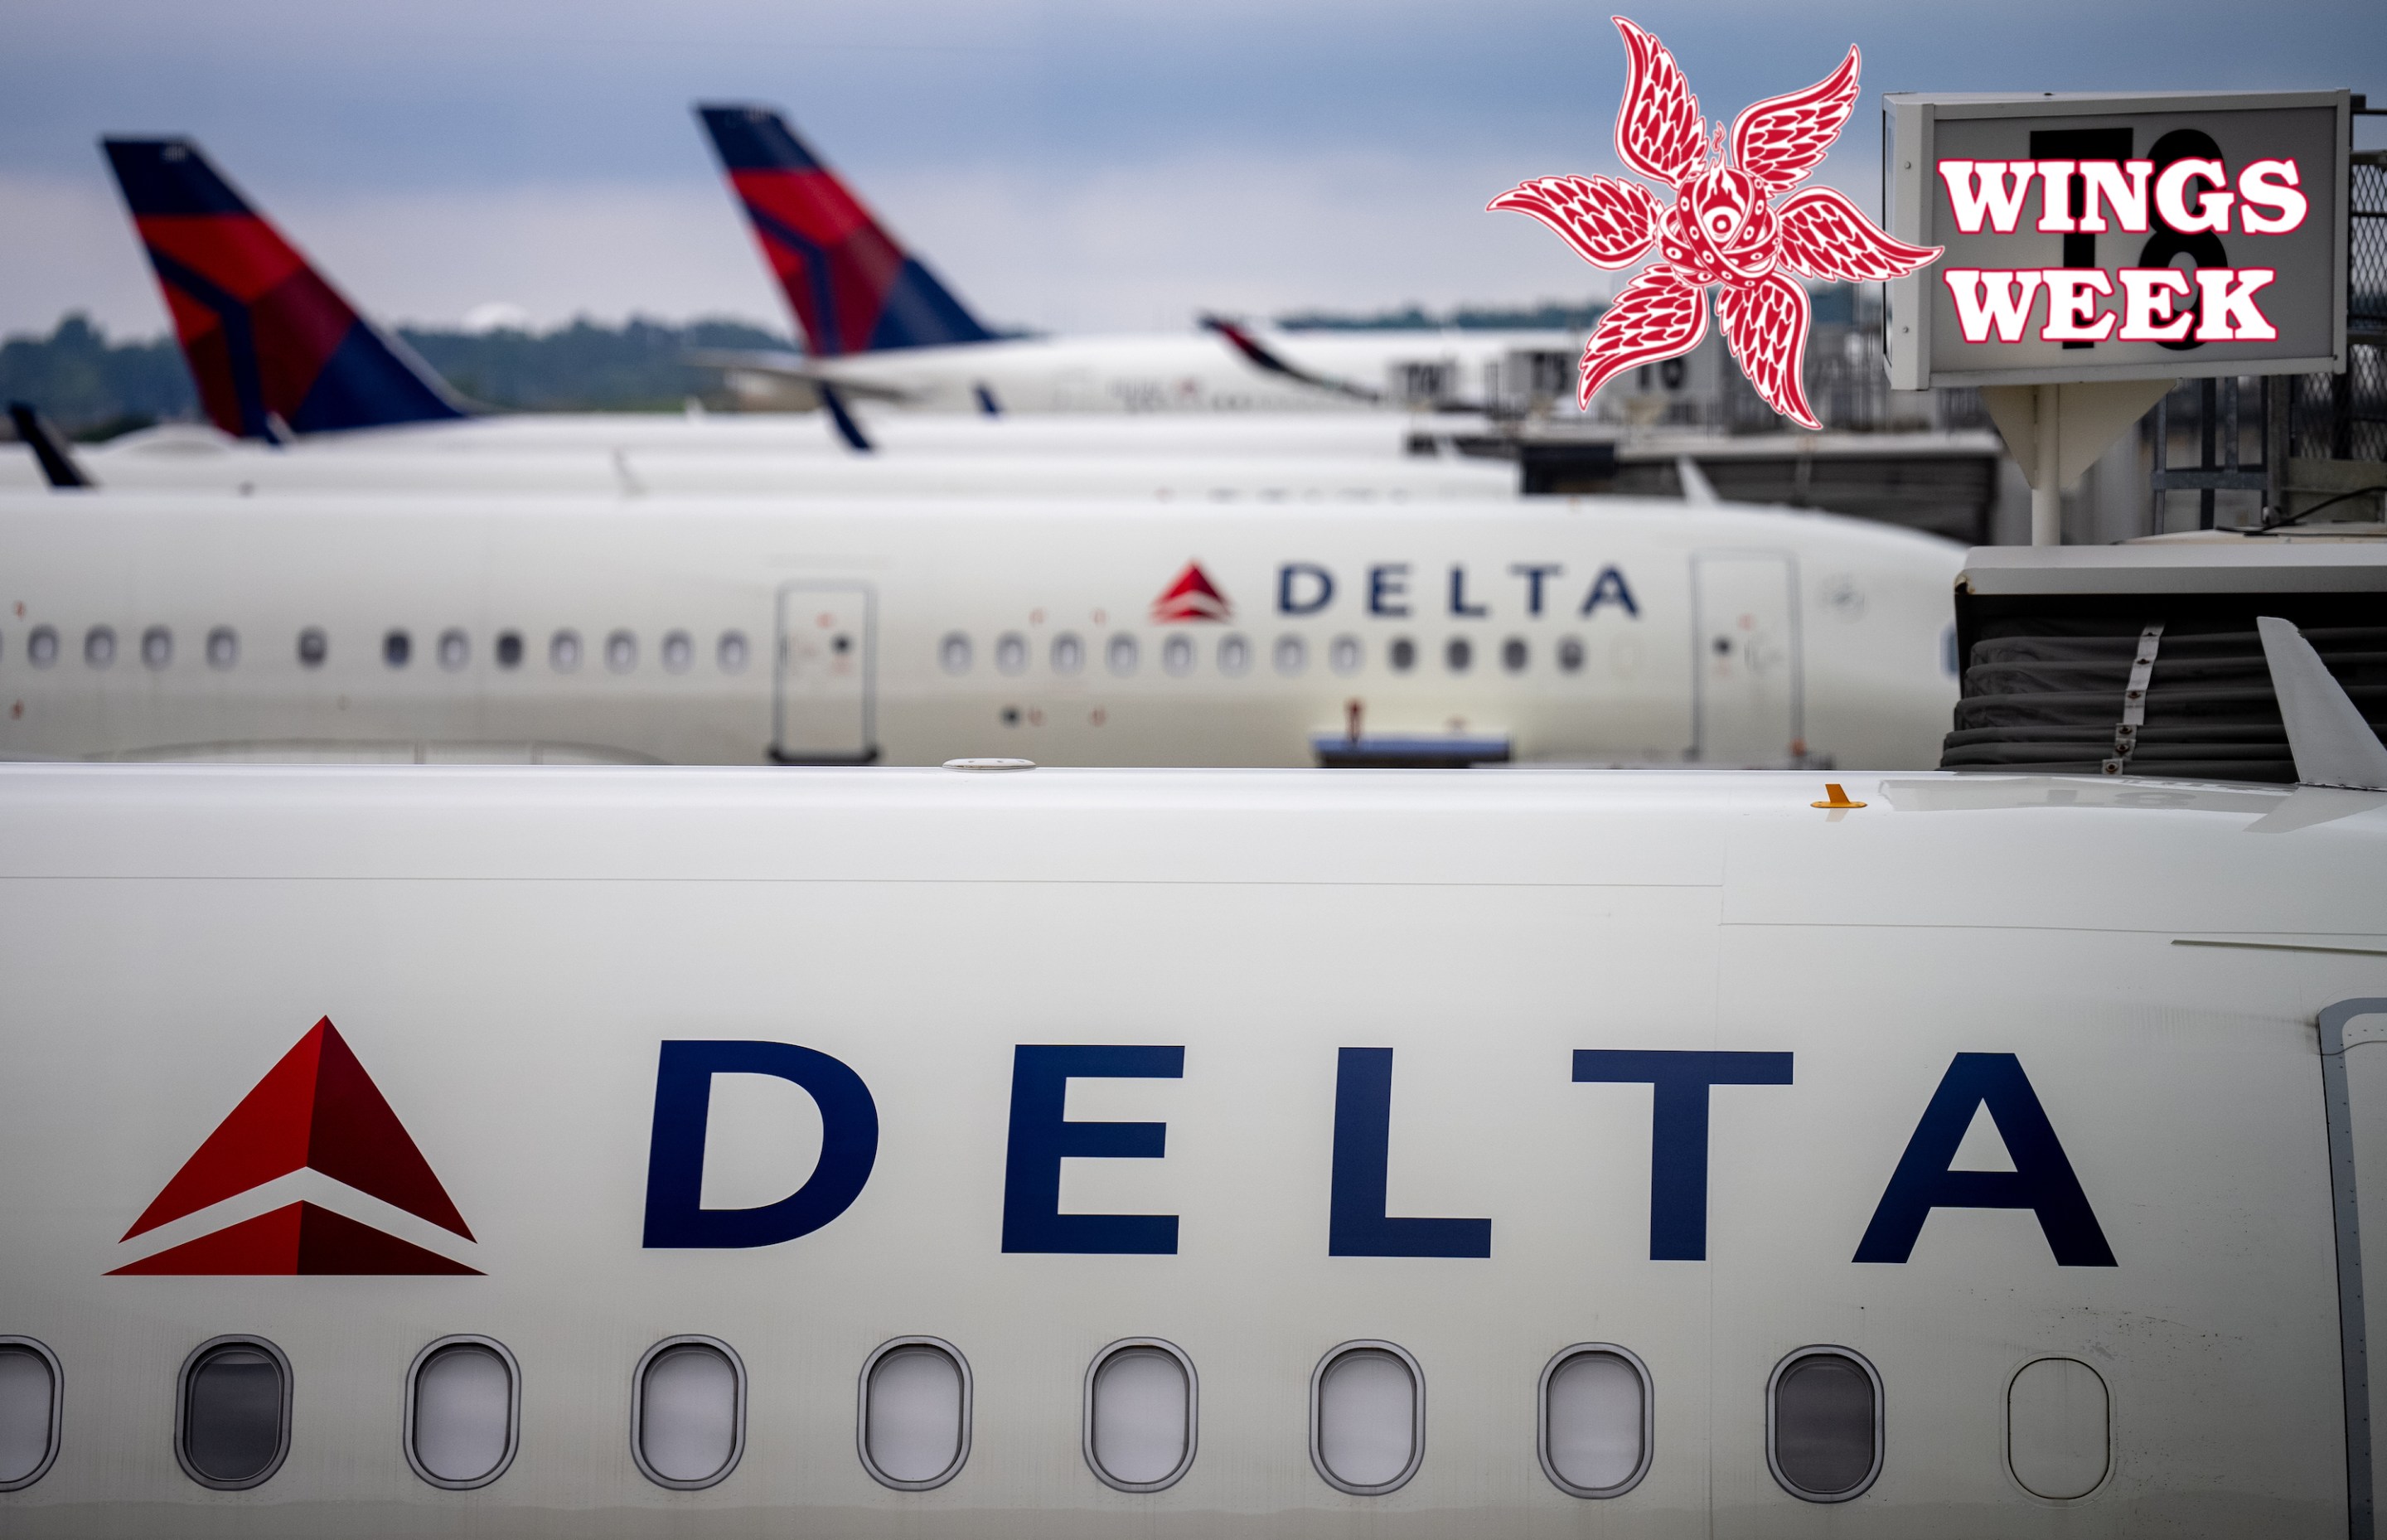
[7,403,94,490]
[2257,617,2387,792]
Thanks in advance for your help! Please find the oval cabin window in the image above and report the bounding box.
[860,1339,970,1490]
[1310,1342,1421,1495]
[177,1338,290,1490]
[1539,1346,1650,1497]
[1273,636,1307,676]
[1217,635,1250,676]
[407,1339,517,1489]
[1767,1348,1881,1502]
[1106,633,1138,676]
[550,630,581,672]
[606,630,637,673]
[437,629,469,671]
[85,626,115,668]
[1086,1341,1195,1492]
[1329,635,1363,675]
[1162,635,1194,676]
[2008,1357,2108,1499]
[939,632,972,675]
[632,1339,743,1489]
[995,633,1028,676]
[206,627,239,670]
[1051,633,1084,676]
[142,626,172,670]
[0,1339,61,1491]
[661,631,694,674]
[27,627,57,668]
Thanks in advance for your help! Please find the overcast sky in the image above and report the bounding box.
[2,0,2379,341]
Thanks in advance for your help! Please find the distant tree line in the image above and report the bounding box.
[1,313,796,439]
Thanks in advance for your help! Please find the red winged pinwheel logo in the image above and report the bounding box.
[1490,17,1940,429]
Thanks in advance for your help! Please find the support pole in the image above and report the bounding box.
[2032,381,2061,545]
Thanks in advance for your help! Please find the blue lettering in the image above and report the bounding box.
[1448,564,1488,617]
[1510,562,1563,616]
[1002,1044,1184,1254]
[1368,564,1411,617]
[1854,1053,2115,1266]
[1278,562,1334,616]
[1580,565,1640,617]
[1572,1048,1794,1261]
[1329,1048,1492,1258]
[642,1040,879,1248]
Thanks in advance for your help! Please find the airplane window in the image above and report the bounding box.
[206,627,238,671]
[1502,637,1528,673]
[1557,637,1586,673]
[1218,635,1250,676]
[0,1339,61,1490]
[661,631,694,674]
[176,1337,290,1490]
[1311,1343,1421,1495]
[1445,637,1472,673]
[2007,1358,2108,1499]
[1106,633,1139,676]
[1540,1346,1650,1498]
[860,1338,971,1490]
[27,627,57,669]
[1052,633,1084,676]
[1162,636,1195,677]
[1387,637,1416,673]
[632,1338,743,1489]
[384,630,412,669]
[406,1338,517,1489]
[717,631,749,674]
[297,628,327,668]
[438,629,469,672]
[1329,636,1363,676]
[995,633,1028,676]
[606,631,637,674]
[85,626,115,668]
[495,632,523,670]
[1768,1349,1881,1502]
[550,630,581,672]
[1086,1340,1195,1493]
[939,633,972,676]
[1274,636,1308,676]
[141,626,172,671]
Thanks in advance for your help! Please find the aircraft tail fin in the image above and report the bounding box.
[100,138,469,440]
[695,104,995,357]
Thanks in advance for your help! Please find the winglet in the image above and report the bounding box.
[7,403,95,489]
[2256,617,2387,792]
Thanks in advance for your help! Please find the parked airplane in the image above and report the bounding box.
[693,104,1582,415]
[0,429,1518,501]
[0,491,1961,768]
[0,724,2377,1532]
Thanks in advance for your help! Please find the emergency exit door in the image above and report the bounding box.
[773,582,876,763]
[1692,552,1802,766]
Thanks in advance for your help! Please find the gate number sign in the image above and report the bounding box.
[1884,90,2348,389]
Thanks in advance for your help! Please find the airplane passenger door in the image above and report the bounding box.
[1692,552,1802,766]
[2322,998,2387,1531]
[773,582,876,764]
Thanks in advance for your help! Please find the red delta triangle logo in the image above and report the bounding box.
[109,1018,479,1276]
[1152,561,1231,623]
[1489,17,1940,429]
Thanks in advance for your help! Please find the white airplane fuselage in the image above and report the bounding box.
[0,763,2378,1537]
[801,329,1577,414]
[0,493,1961,768]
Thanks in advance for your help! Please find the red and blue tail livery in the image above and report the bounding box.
[101,138,467,440]
[696,104,995,358]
